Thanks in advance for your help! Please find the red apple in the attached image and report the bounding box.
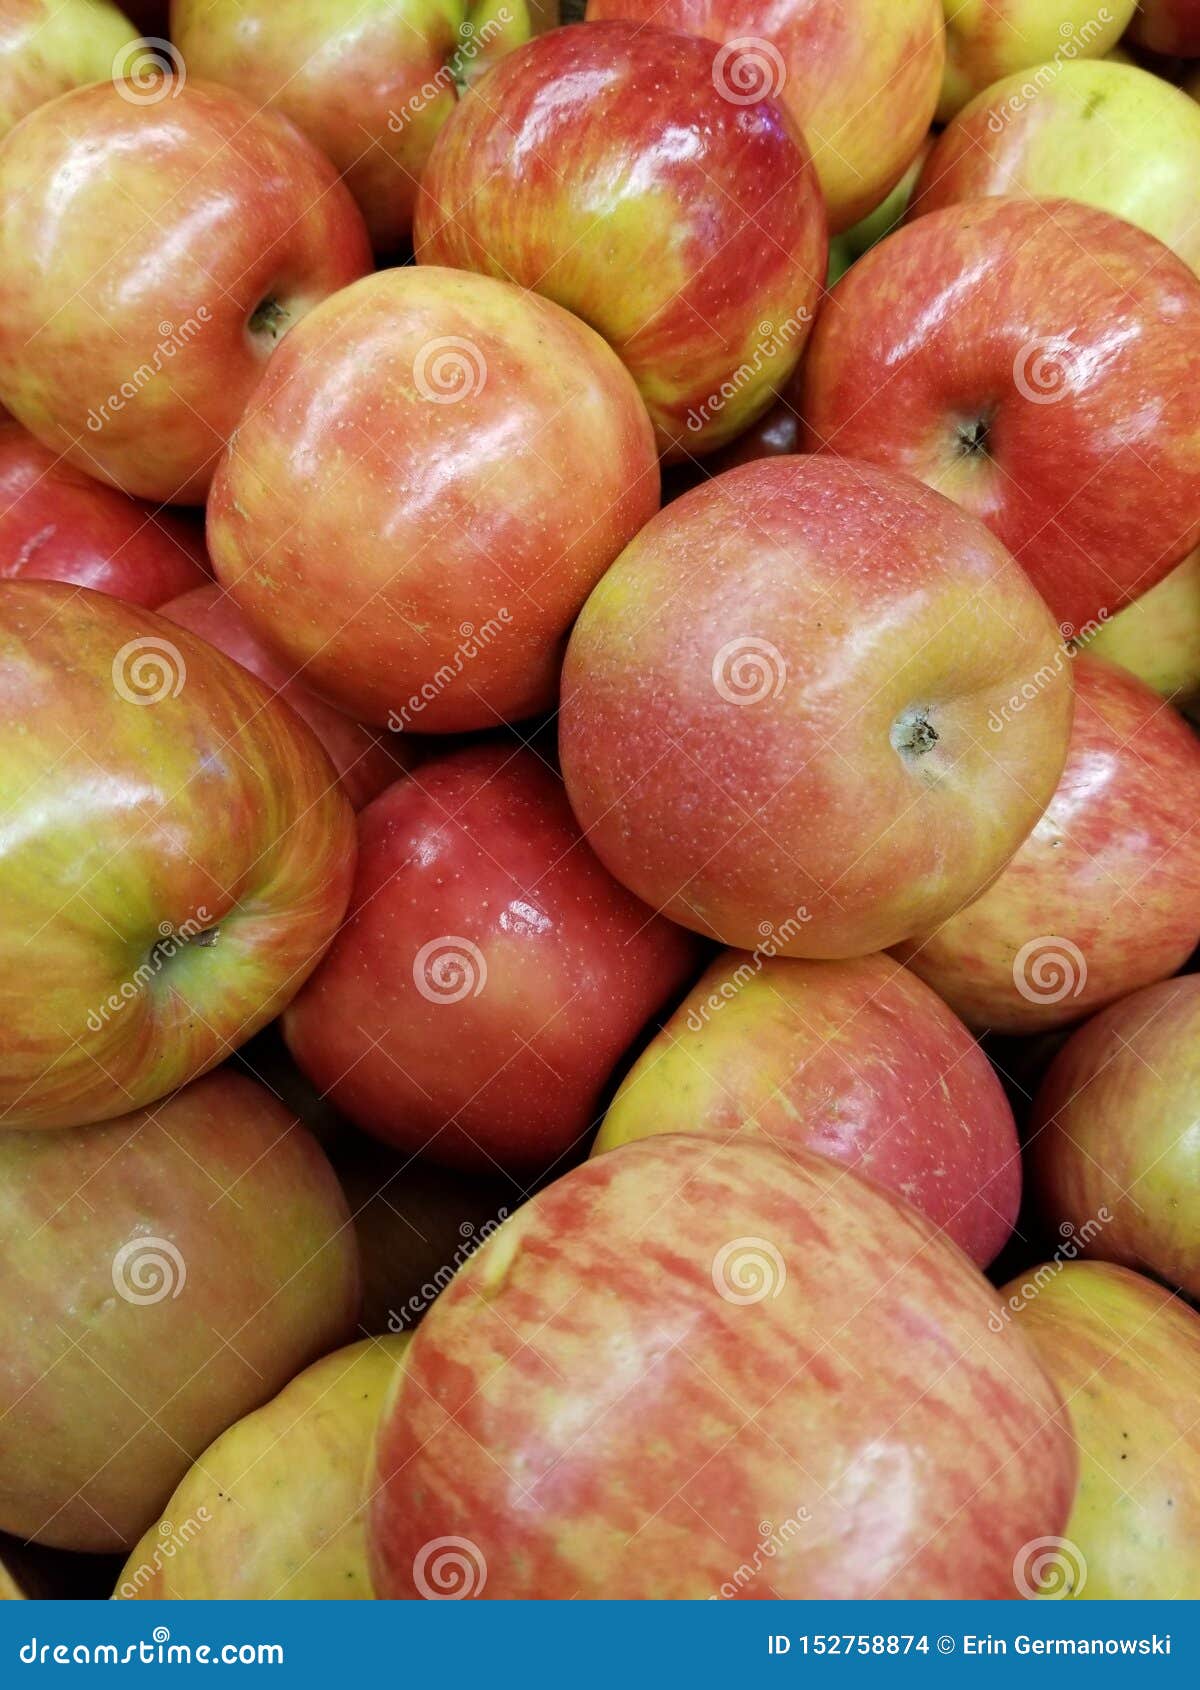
[0,0,141,140]
[0,580,356,1130]
[585,1,943,233]
[283,745,700,1174]
[0,419,208,605]
[560,456,1074,959]
[1029,973,1200,1299]
[595,951,1020,1266]
[0,79,371,503]
[369,1134,1076,1598]
[0,1069,360,1551]
[1128,0,1200,55]
[800,198,1200,631]
[896,656,1200,1033]
[208,266,658,731]
[158,585,408,810]
[170,1,530,252]
[414,21,827,456]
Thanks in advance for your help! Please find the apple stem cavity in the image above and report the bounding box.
[956,413,993,459]
[248,297,290,347]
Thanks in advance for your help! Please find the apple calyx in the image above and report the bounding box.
[248,297,291,346]
[891,707,940,761]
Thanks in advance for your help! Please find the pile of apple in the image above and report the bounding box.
[2,0,1200,1606]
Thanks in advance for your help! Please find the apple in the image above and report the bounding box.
[370,1133,1076,1598]
[158,585,408,810]
[284,745,699,1174]
[913,60,1200,274]
[938,0,1136,120]
[595,951,1020,1267]
[584,1,943,235]
[116,1336,407,1598]
[208,266,658,732]
[1030,973,1200,1300]
[895,656,1200,1034]
[0,419,208,606]
[0,79,371,504]
[170,1,530,253]
[0,0,141,139]
[1086,546,1200,700]
[0,1069,360,1551]
[0,580,356,1130]
[1128,0,1200,55]
[828,136,933,284]
[560,456,1073,959]
[413,21,827,457]
[800,198,1200,632]
[1005,1261,1200,1599]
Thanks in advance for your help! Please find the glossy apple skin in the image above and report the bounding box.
[158,585,407,810]
[896,657,1200,1033]
[170,1,529,252]
[1087,546,1200,700]
[285,746,700,1173]
[801,199,1200,632]
[0,80,371,504]
[0,420,208,606]
[117,1336,407,1598]
[939,0,1135,119]
[1030,973,1200,1298]
[370,1135,1076,1599]
[560,457,1073,959]
[596,952,1020,1266]
[209,268,657,732]
[1128,0,1200,55]
[0,581,356,1130]
[414,22,826,457]
[0,1070,360,1552]
[914,61,1200,275]
[1007,1262,1200,1599]
[585,0,942,234]
[0,0,140,138]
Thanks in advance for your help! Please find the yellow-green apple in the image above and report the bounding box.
[284,745,700,1174]
[1006,1261,1200,1599]
[0,419,208,605]
[896,657,1200,1033]
[939,0,1136,119]
[0,580,355,1130]
[0,80,371,504]
[595,952,1020,1267]
[116,1336,407,1598]
[1087,547,1200,699]
[170,1,529,253]
[208,266,658,732]
[370,1134,1076,1598]
[413,22,827,457]
[801,198,1200,631]
[1128,0,1200,54]
[914,60,1200,273]
[0,0,141,139]
[1030,973,1200,1298]
[158,585,408,810]
[0,1070,360,1551]
[560,456,1074,959]
[584,0,943,234]
[828,136,932,284]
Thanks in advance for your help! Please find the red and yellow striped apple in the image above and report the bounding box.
[938,0,1135,119]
